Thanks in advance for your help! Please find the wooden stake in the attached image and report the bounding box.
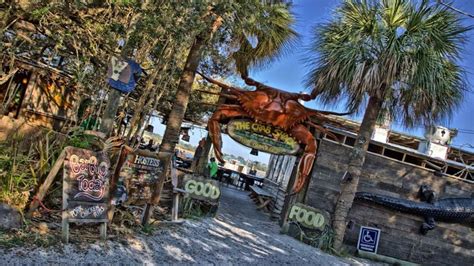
[171,192,180,221]
[27,149,66,217]
[100,223,107,241]
[61,217,69,243]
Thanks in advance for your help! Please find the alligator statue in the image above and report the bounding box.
[355,185,474,234]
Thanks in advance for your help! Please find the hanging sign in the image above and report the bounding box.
[183,175,221,203]
[227,119,300,155]
[287,203,329,230]
[107,56,142,93]
[117,148,163,205]
[357,226,381,253]
[62,147,110,222]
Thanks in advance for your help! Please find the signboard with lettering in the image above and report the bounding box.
[63,147,110,222]
[183,175,221,203]
[227,119,300,155]
[287,203,329,230]
[118,149,163,205]
[357,226,381,253]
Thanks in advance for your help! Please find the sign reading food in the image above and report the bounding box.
[63,147,110,222]
[183,176,220,203]
[288,203,328,230]
[119,150,163,205]
[227,119,300,155]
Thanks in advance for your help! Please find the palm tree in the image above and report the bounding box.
[143,1,298,224]
[305,0,470,250]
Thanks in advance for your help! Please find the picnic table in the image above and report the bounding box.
[216,168,265,191]
[238,174,264,191]
[249,185,274,212]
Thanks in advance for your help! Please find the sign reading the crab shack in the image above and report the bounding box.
[227,119,300,155]
[63,147,110,222]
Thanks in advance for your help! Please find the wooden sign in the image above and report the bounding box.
[227,119,300,155]
[183,175,221,203]
[287,203,329,230]
[118,149,163,205]
[62,146,110,243]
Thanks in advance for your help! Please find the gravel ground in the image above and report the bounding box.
[0,187,380,265]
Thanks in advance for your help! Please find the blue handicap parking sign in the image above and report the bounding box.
[357,226,381,253]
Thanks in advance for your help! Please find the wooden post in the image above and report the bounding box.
[61,217,69,243]
[142,151,173,225]
[100,223,107,241]
[19,72,37,118]
[171,192,180,221]
[62,165,70,243]
[279,158,300,226]
[27,149,66,217]
[107,146,132,221]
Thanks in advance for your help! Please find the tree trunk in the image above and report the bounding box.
[99,89,121,136]
[142,16,223,225]
[195,134,212,176]
[332,95,383,251]
[126,70,159,143]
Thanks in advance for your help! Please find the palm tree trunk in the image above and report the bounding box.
[332,95,383,251]
[142,16,223,225]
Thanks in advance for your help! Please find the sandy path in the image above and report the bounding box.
[0,187,378,265]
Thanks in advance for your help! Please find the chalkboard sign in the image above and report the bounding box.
[62,146,110,242]
[183,175,221,203]
[63,147,110,221]
[118,149,163,205]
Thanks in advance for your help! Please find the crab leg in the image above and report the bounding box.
[289,124,318,194]
[208,104,248,163]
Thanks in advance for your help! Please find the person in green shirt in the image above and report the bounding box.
[208,157,218,179]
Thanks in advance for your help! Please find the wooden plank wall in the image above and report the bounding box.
[305,139,474,265]
[263,155,296,218]
[262,179,286,219]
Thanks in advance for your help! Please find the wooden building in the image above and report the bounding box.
[263,117,473,264]
[0,56,79,140]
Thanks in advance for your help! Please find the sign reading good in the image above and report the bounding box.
[288,203,329,230]
[63,147,110,222]
[118,149,163,205]
[183,176,220,203]
[227,119,300,155]
[357,226,381,253]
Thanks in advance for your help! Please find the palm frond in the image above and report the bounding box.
[305,0,470,127]
[232,3,299,75]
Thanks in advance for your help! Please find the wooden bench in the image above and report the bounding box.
[249,185,274,212]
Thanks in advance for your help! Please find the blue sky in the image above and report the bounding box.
[153,0,474,164]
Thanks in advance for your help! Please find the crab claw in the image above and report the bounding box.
[207,104,249,164]
[290,124,318,194]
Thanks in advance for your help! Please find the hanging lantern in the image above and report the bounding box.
[182,134,190,142]
[250,148,259,156]
[146,124,154,133]
[181,127,190,142]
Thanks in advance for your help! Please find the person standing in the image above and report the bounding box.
[208,157,218,179]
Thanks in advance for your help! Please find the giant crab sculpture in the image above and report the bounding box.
[198,72,349,193]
